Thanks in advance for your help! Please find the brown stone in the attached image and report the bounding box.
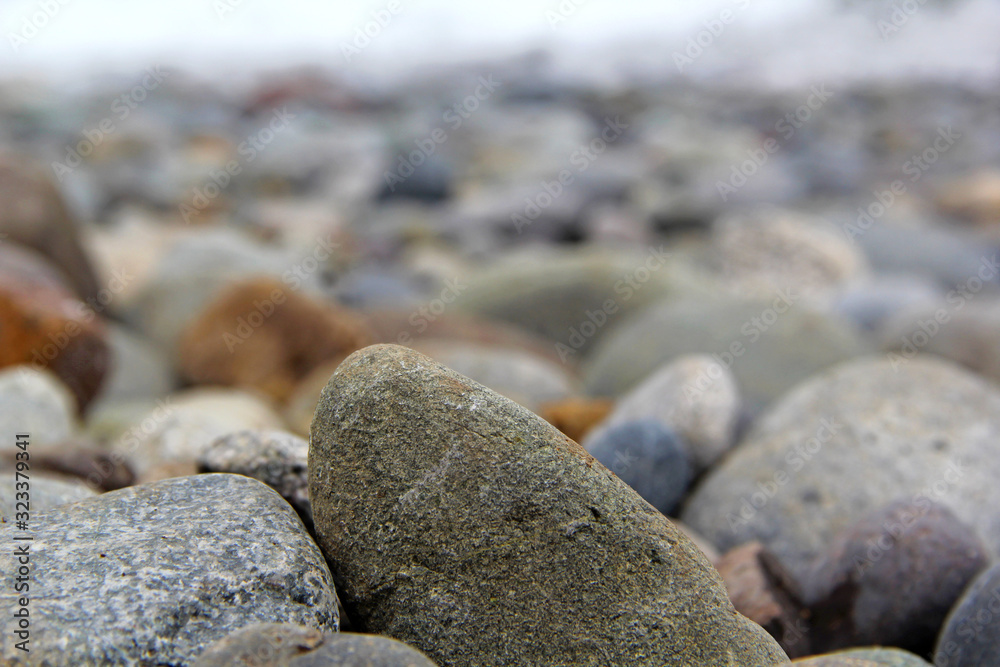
[1,439,134,491]
[717,541,811,658]
[0,244,109,411]
[0,153,101,302]
[178,278,372,403]
[539,397,614,443]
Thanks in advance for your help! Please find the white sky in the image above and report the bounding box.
[2,0,999,88]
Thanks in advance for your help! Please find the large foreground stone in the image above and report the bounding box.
[0,474,339,666]
[310,344,786,667]
[682,356,1000,583]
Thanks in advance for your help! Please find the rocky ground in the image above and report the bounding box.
[1,61,1000,665]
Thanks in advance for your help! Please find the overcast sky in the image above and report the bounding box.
[2,0,999,88]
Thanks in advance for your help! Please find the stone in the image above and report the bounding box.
[454,246,713,358]
[0,367,76,451]
[832,275,940,333]
[933,563,1000,667]
[791,647,932,665]
[538,397,614,443]
[193,625,438,667]
[584,419,692,516]
[583,296,867,414]
[0,474,95,523]
[583,354,740,472]
[412,340,578,411]
[879,299,1000,384]
[682,356,1000,585]
[199,430,311,527]
[285,359,344,436]
[712,208,868,302]
[0,153,101,302]
[675,521,721,565]
[310,344,787,666]
[0,474,340,666]
[125,228,321,350]
[0,244,110,410]
[113,388,285,476]
[716,542,810,658]
[178,277,371,403]
[806,499,988,656]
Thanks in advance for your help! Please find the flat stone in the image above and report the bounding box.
[309,344,786,667]
[0,474,339,666]
[583,296,867,414]
[0,474,95,523]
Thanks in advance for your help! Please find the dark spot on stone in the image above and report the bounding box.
[802,490,821,504]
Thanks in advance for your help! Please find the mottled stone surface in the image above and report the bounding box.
[0,474,339,666]
[310,344,786,667]
[0,367,76,451]
[583,354,740,471]
[683,356,1000,584]
[199,430,310,525]
[806,500,988,656]
[194,625,439,667]
[934,563,1000,667]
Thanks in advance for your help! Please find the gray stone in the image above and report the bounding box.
[933,563,1000,667]
[0,474,95,523]
[682,356,1000,585]
[309,344,787,667]
[0,367,76,451]
[194,625,438,667]
[412,340,578,411]
[199,430,310,525]
[584,419,692,515]
[832,275,940,333]
[583,354,740,471]
[89,323,175,411]
[582,296,868,413]
[454,246,714,358]
[0,474,339,666]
